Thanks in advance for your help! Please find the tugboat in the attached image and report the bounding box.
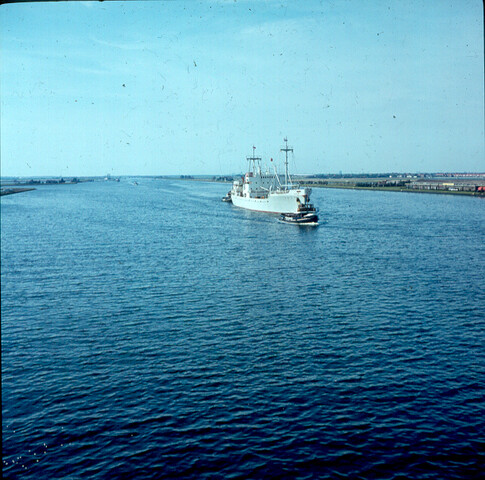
[222,191,232,202]
[280,203,319,225]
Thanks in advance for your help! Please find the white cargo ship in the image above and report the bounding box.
[227,138,317,216]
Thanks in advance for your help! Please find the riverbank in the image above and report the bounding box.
[293,175,485,196]
[204,176,485,197]
[300,183,482,196]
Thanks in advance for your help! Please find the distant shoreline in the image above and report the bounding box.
[2,175,484,197]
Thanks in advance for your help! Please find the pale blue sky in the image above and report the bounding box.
[1,0,483,176]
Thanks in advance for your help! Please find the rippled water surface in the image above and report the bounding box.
[2,180,485,479]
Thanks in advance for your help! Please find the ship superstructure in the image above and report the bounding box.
[229,138,317,215]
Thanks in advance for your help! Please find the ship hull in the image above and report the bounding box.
[231,190,309,214]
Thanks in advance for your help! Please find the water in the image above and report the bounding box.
[2,180,484,479]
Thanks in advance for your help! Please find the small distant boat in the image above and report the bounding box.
[222,191,232,202]
[133,181,138,186]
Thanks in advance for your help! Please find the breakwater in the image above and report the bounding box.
[0,187,36,196]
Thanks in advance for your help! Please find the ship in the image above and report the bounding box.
[228,138,318,217]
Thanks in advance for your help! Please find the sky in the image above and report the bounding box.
[0,0,483,177]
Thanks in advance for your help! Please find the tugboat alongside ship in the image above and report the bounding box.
[223,138,319,225]
[222,191,232,202]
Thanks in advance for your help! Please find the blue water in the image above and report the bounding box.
[2,180,484,479]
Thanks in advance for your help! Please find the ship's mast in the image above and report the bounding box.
[280,137,293,189]
[246,145,261,174]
